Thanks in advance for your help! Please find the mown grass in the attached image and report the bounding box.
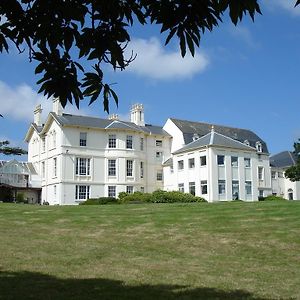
[0,201,299,299]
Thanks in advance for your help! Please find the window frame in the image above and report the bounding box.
[200,155,207,166]
[188,158,195,169]
[126,135,133,149]
[178,160,184,170]
[75,185,90,200]
[218,180,226,195]
[79,132,87,147]
[108,186,116,198]
[108,159,116,176]
[244,158,251,168]
[217,155,225,166]
[201,180,208,194]
[126,160,133,177]
[75,158,91,176]
[189,182,195,196]
[108,134,116,148]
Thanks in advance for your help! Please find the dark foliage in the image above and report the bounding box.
[79,197,118,205]
[0,140,27,156]
[0,0,280,112]
[285,139,300,182]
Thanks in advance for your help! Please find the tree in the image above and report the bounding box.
[0,1,299,112]
[0,140,27,156]
[285,139,300,182]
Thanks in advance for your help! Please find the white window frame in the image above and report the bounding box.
[258,167,264,181]
[75,158,91,176]
[126,186,134,194]
[140,137,144,151]
[75,185,90,200]
[140,161,144,178]
[108,159,116,176]
[156,140,163,147]
[126,160,133,177]
[80,132,87,147]
[108,134,116,148]
[201,180,208,194]
[53,157,57,177]
[245,181,252,195]
[217,155,225,166]
[108,186,116,198]
[189,182,195,195]
[178,183,184,193]
[126,135,133,149]
[188,158,195,168]
[200,155,207,166]
[231,156,238,167]
[156,170,163,181]
[218,180,226,195]
[244,158,251,168]
[178,160,184,170]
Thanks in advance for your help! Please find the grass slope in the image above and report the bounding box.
[0,201,299,300]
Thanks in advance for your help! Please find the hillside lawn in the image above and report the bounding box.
[0,201,299,300]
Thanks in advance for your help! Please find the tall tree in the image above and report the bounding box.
[285,139,300,182]
[0,1,299,112]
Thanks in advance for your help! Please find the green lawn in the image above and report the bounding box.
[0,201,299,300]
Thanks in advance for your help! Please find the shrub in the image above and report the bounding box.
[80,197,117,205]
[118,192,129,200]
[119,190,206,204]
[16,193,25,203]
[262,195,286,201]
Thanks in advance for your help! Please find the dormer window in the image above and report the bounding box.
[244,140,250,146]
[192,133,199,141]
[256,141,262,153]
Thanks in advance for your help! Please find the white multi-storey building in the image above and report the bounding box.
[162,118,271,202]
[270,151,300,200]
[23,99,299,204]
[25,100,171,204]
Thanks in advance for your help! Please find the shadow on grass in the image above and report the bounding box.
[0,270,276,300]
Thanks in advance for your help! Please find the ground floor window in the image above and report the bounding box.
[108,186,116,198]
[75,185,90,200]
[201,180,207,194]
[189,182,195,196]
[218,180,226,194]
[178,183,184,193]
[245,181,252,195]
[232,180,239,199]
[126,186,134,194]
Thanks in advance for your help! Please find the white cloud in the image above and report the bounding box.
[0,81,93,123]
[229,26,259,49]
[124,37,209,80]
[263,0,300,16]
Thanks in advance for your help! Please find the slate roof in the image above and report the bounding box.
[162,157,173,166]
[173,130,256,155]
[270,151,298,168]
[52,113,170,136]
[170,118,268,153]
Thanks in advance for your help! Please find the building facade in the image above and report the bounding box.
[24,99,299,204]
[25,100,171,205]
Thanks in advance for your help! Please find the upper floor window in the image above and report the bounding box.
[256,141,262,153]
[188,158,195,168]
[200,156,207,166]
[41,161,45,179]
[80,132,87,147]
[108,134,116,148]
[217,155,225,165]
[140,137,144,151]
[126,135,133,149]
[52,131,56,148]
[42,138,46,152]
[126,160,133,177]
[156,140,162,147]
[258,167,264,180]
[244,158,251,168]
[156,151,163,159]
[231,156,238,167]
[108,159,116,176]
[53,157,57,177]
[76,158,91,176]
[271,171,276,179]
[140,162,144,178]
[178,160,184,170]
[278,172,284,178]
[156,170,163,181]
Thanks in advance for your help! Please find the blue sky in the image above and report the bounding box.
[0,0,299,161]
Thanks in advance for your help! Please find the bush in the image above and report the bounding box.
[118,192,129,200]
[119,190,206,204]
[16,193,25,203]
[261,195,286,201]
[80,197,118,205]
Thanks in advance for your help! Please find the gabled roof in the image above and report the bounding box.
[170,118,268,153]
[49,113,170,136]
[270,151,298,168]
[162,157,173,166]
[173,130,256,155]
